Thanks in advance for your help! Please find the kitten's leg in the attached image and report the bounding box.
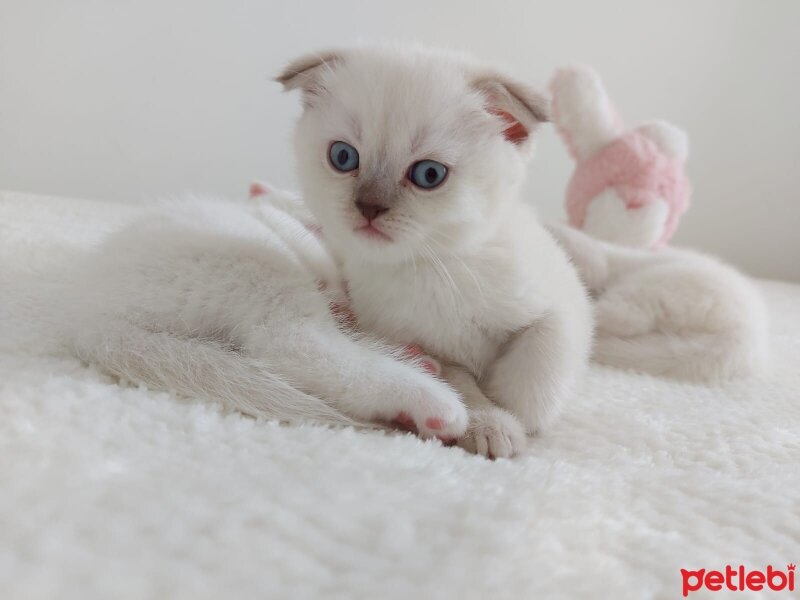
[441,364,527,459]
[245,321,468,440]
[483,309,589,433]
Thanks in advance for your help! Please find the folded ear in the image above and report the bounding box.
[275,51,341,104]
[473,72,550,147]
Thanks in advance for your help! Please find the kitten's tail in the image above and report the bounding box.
[72,321,363,427]
[593,329,768,381]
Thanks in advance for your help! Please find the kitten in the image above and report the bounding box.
[547,223,769,381]
[59,196,468,440]
[277,45,594,457]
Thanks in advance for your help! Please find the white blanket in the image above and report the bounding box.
[1,190,798,599]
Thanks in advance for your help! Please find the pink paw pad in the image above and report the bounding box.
[425,417,445,431]
[249,182,271,198]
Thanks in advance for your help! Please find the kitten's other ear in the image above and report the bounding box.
[275,51,341,102]
[473,72,550,147]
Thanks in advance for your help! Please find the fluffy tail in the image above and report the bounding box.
[593,329,768,382]
[72,322,362,427]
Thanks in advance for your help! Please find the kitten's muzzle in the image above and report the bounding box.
[355,200,389,222]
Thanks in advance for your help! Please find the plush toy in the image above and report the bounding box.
[550,66,691,249]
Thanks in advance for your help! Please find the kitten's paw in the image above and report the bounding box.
[458,407,527,459]
[390,379,468,441]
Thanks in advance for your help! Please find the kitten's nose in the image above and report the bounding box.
[355,200,389,222]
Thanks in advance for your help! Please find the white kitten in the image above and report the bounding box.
[59,197,468,440]
[278,45,594,457]
[548,224,769,380]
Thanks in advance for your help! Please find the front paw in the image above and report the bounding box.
[458,407,527,459]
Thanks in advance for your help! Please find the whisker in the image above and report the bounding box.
[426,236,488,308]
[420,240,463,309]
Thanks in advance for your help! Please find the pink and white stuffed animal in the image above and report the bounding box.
[550,66,691,249]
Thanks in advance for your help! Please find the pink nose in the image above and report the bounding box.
[355,201,389,222]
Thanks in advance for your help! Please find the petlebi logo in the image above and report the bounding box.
[681,564,795,596]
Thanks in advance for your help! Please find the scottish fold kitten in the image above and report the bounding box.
[278,45,594,457]
[63,45,592,459]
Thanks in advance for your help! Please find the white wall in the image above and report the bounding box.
[2,0,798,281]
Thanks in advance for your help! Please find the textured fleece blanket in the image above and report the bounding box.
[1,190,798,600]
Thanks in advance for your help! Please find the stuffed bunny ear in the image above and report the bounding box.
[550,66,622,160]
[275,51,341,105]
[473,72,550,148]
[636,121,690,162]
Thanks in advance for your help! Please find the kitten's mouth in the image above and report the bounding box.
[354,223,392,242]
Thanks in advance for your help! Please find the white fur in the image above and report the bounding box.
[548,224,769,381]
[250,181,318,227]
[282,45,593,455]
[57,197,468,439]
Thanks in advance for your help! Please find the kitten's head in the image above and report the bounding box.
[277,45,548,263]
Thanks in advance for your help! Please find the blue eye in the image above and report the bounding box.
[329,141,359,172]
[408,160,448,189]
